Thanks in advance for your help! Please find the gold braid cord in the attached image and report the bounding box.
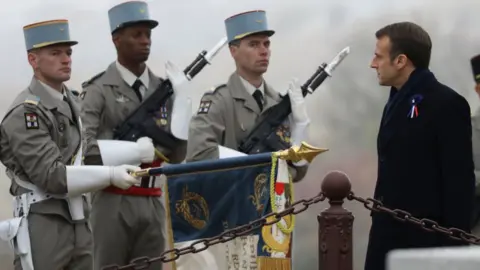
[269,154,295,234]
[270,141,328,234]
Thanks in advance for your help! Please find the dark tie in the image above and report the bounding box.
[62,96,76,122]
[132,79,143,102]
[252,89,264,111]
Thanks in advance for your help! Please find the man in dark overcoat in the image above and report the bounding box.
[365,21,475,270]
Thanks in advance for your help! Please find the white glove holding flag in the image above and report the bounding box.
[287,77,310,166]
[136,137,155,163]
[166,60,192,140]
[110,165,141,190]
[66,164,142,196]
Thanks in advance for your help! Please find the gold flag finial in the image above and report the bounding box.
[132,168,150,178]
[276,141,328,163]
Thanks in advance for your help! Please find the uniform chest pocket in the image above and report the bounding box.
[110,93,137,123]
[53,114,69,147]
[235,109,257,136]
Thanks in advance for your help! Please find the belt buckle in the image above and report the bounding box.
[14,194,29,217]
[13,196,22,217]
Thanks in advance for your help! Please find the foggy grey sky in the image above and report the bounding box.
[0,0,427,96]
[0,0,479,268]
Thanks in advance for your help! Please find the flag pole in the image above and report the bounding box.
[132,141,328,178]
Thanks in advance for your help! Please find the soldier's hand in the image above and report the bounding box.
[110,165,141,190]
[287,77,310,125]
[166,60,193,140]
[136,137,155,163]
[475,83,480,98]
[166,60,189,93]
[287,78,310,166]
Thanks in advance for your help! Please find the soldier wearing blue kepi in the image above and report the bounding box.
[0,19,144,270]
[470,54,480,236]
[80,1,191,269]
[185,10,310,270]
[186,10,311,179]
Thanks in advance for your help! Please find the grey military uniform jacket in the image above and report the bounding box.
[0,77,86,222]
[186,72,308,182]
[472,107,480,196]
[80,62,186,164]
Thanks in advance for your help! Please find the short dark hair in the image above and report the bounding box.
[228,39,241,47]
[375,22,432,69]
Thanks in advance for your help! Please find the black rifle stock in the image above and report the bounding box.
[112,38,227,150]
[237,47,350,154]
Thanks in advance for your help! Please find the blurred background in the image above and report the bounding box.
[0,0,479,269]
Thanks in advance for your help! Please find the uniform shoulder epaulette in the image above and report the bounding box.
[23,95,40,107]
[81,71,106,88]
[204,84,227,95]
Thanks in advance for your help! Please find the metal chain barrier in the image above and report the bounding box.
[348,192,480,245]
[102,193,326,270]
[103,189,480,270]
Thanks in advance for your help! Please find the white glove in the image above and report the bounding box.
[136,137,155,163]
[289,119,309,167]
[287,77,310,167]
[166,60,193,140]
[66,164,142,196]
[287,77,310,125]
[166,60,189,89]
[110,164,142,190]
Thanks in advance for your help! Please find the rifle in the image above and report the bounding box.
[113,37,228,150]
[237,46,351,154]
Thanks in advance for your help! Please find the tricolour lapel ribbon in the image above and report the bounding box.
[408,94,423,119]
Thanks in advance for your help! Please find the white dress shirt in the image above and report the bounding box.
[39,81,67,101]
[238,75,265,98]
[115,61,150,98]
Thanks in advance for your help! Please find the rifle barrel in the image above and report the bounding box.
[185,37,228,80]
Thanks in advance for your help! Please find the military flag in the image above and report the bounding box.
[134,143,326,270]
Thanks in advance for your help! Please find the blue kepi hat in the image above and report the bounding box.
[108,1,158,33]
[225,10,275,43]
[23,19,78,51]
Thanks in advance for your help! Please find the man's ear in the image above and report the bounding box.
[394,54,408,69]
[112,31,122,49]
[228,39,241,60]
[112,36,119,48]
[229,45,237,58]
[27,50,38,70]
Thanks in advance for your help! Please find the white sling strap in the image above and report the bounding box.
[10,117,86,220]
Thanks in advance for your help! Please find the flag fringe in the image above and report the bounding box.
[257,256,291,270]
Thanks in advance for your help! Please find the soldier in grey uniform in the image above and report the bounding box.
[80,2,190,269]
[186,10,311,181]
[0,19,144,270]
[470,54,480,235]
